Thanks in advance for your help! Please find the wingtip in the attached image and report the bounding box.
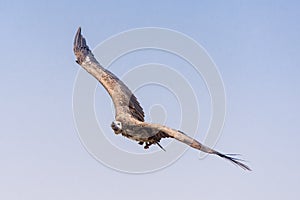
[73,27,91,64]
[76,27,82,38]
[75,27,80,38]
[74,26,83,48]
[216,152,252,171]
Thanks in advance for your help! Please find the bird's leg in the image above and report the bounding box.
[144,142,150,149]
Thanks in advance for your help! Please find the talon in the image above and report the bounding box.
[144,142,150,149]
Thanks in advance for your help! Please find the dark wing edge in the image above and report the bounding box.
[128,95,145,121]
[73,27,145,121]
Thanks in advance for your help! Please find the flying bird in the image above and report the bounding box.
[73,27,251,171]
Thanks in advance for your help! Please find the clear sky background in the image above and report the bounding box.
[1,0,300,199]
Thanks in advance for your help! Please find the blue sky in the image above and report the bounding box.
[1,0,300,199]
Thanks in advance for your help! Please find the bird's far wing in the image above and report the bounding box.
[148,123,251,171]
[73,27,144,121]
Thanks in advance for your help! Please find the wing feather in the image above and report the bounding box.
[148,124,251,171]
[73,27,144,121]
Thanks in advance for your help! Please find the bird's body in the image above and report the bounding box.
[73,27,251,171]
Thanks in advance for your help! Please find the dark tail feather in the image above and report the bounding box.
[215,152,251,171]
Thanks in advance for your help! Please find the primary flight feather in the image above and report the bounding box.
[73,27,251,171]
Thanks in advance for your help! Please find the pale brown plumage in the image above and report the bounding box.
[73,27,251,171]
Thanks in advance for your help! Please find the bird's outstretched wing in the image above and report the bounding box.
[73,27,144,121]
[147,123,251,171]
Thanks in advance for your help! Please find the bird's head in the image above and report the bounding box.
[111,120,122,134]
